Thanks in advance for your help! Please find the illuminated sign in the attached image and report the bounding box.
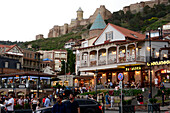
[125,66,142,71]
[147,60,170,66]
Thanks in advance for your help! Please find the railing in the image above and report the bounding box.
[90,60,97,66]
[98,60,106,66]
[127,56,135,62]
[108,58,117,64]
[119,56,126,63]
[136,55,145,62]
[81,61,88,67]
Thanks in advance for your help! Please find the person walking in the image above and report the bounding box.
[65,93,80,113]
[137,93,143,105]
[17,97,24,108]
[154,76,158,88]
[162,90,165,107]
[52,95,66,113]
[32,97,38,112]
[110,93,114,108]
[6,94,14,113]
[105,93,110,109]
[44,95,51,107]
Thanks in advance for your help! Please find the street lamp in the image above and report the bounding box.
[149,31,152,98]
[94,70,98,99]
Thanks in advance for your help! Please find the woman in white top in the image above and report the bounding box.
[110,93,114,108]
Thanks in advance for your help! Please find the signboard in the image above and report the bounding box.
[125,66,141,71]
[147,60,170,66]
[118,73,124,81]
[19,84,26,88]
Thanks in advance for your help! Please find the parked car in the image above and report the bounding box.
[35,99,103,113]
[0,104,7,113]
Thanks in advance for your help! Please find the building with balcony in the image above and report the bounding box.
[0,44,23,67]
[0,72,57,98]
[23,49,42,72]
[76,23,170,88]
[38,50,67,72]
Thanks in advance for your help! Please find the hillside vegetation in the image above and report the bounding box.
[107,4,170,32]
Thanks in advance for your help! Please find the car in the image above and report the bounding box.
[35,99,103,113]
[0,104,7,113]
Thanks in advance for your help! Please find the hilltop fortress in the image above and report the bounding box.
[123,0,169,14]
[47,5,112,38]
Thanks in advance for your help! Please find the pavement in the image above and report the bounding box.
[104,105,170,113]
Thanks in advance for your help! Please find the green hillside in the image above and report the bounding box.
[107,4,170,32]
[23,30,86,51]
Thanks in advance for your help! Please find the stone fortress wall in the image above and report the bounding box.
[123,0,169,14]
[47,5,112,38]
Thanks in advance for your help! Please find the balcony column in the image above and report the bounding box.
[88,51,90,67]
[80,52,82,67]
[106,48,108,65]
[116,46,119,63]
[135,43,137,61]
[126,45,128,62]
[96,50,99,66]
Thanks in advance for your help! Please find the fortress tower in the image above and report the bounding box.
[77,7,83,21]
[89,13,106,38]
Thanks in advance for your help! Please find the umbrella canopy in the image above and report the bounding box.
[43,58,53,61]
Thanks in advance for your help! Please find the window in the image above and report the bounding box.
[30,54,32,58]
[5,62,8,68]
[106,31,113,41]
[17,63,20,69]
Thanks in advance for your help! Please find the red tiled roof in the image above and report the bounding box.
[93,23,145,45]
[109,23,145,39]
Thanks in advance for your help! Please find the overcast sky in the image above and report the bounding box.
[0,0,149,42]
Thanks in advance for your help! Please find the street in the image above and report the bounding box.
[105,110,168,113]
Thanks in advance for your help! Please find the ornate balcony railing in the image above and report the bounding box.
[136,55,145,62]
[127,56,135,62]
[90,60,97,66]
[81,60,88,67]
[108,58,117,64]
[98,60,106,66]
[119,56,126,63]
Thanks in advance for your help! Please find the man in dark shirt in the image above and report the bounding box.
[66,93,80,113]
[162,90,165,107]
[52,95,66,113]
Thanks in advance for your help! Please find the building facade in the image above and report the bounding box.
[75,23,170,88]
[23,49,42,72]
[38,50,67,72]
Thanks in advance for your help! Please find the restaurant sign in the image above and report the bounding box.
[147,60,170,66]
[125,66,142,71]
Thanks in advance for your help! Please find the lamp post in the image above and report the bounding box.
[149,31,152,98]
[95,70,98,99]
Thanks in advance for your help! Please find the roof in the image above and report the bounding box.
[109,23,145,39]
[0,44,23,53]
[90,13,106,30]
[1,71,57,77]
[93,23,145,45]
[77,7,83,12]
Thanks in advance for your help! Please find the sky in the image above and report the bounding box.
[0,0,150,42]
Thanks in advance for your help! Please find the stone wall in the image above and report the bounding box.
[123,0,169,14]
[89,29,103,39]
[47,5,112,38]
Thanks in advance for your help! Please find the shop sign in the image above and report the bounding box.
[147,60,170,66]
[18,92,24,96]
[125,66,142,71]
[19,84,25,88]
